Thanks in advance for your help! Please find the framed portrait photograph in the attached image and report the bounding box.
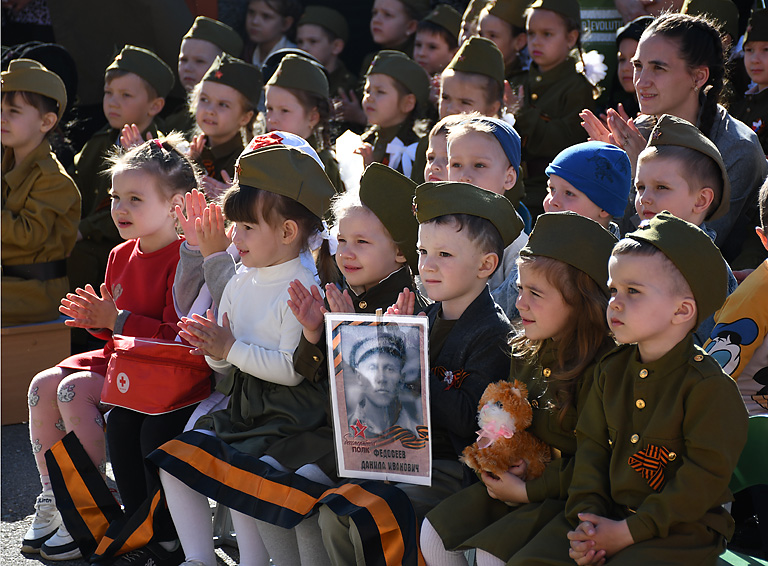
[325,313,431,486]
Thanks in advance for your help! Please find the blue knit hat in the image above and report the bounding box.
[545,141,631,217]
[465,116,521,175]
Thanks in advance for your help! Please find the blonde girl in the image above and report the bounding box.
[421,212,617,566]
[265,53,343,192]
[25,135,197,560]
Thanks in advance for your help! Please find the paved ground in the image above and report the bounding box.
[1,422,240,566]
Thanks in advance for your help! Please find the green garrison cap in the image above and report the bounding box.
[424,4,462,39]
[401,0,431,19]
[1,59,67,121]
[267,53,329,99]
[413,181,524,247]
[745,9,768,43]
[529,0,581,26]
[106,45,175,98]
[202,53,263,108]
[298,6,349,42]
[520,211,618,295]
[446,36,505,88]
[235,144,335,219]
[487,0,529,29]
[681,0,739,39]
[647,114,730,222]
[627,211,728,324]
[366,50,430,107]
[463,0,491,22]
[359,163,420,271]
[183,16,244,56]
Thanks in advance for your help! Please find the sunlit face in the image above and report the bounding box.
[362,73,412,128]
[744,40,768,88]
[110,170,178,253]
[296,23,338,67]
[543,174,609,224]
[230,215,286,268]
[414,30,456,76]
[335,208,406,294]
[479,12,525,67]
[632,34,704,118]
[356,351,404,408]
[178,38,222,91]
[103,73,157,131]
[447,130,516,194]
[439,72,498,118]
[0,94,51,154]
[370,0,415,48]
[246,0,290,45]
[265,85,318,140]
[634,154,702,224]
[617,37,638,94]
[515,262,573,341]
[424,132,449,182]
[526,8,577,73]
[196,81,253,146]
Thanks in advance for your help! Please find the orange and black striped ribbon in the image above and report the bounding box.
[628,444,670,492]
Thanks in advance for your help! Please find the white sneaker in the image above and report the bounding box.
[21,491,61,553]
[40,523,82,561]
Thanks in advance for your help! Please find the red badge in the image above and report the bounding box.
[246,131,285,151]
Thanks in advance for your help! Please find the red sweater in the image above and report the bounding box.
[59,238,183,375]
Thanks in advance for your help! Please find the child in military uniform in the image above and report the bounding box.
[509,212,748,566]
[510,0,598,218]
[477,0,529,88]
[165,16,244,135]
[358,50,430,183]
[632,114,738,344]
[68,45,174,307]
[542,141,632,238]
[189,54,261,197]
[265,54,343,192]
[1,59,80,326]
[243,0,301,68]
[317,181,516,565]
[729,9,768,157]
[421,212,618,566]
[295,6,357,101]
[414,4,461,78]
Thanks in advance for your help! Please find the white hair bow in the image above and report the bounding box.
[386,137,419,178]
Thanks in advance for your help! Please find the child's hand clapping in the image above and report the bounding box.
[197,203,232,258]
[386,288,417,315]
[354,142,374,168]
[178,309,235,360]
[325,283,355,314]
[120,123,154,149]
[176,189,207,246]
[59,283,118,330]
[200,170,233,200]
[287,280,327,344]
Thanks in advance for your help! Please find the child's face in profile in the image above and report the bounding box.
[335,207,406,294]
[439,72,498,119]
[296,24,340,68]
[265,85,318,140]
[744,41,768,89]
[103,73,157,131]
[526,8,577,72]
[0,93,52,152]
[371,0,416,48]
[634,153,710,225]
[414,30,456,76]
[196,81,253,146]
[617,38,639,94]
[515,262,573,341]
[447,130,516,194]
[178,38,222,92]
[424,132,449,182]
[543,174,610,226]
[362,73,413,128]
[607,252,691,359]
[246,0,290,45]
[478,12,526,67]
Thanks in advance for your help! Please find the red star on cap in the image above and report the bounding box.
[247,131,285,151]
[351,419,368,438]
[214,70,223,79]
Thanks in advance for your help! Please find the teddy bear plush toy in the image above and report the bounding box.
[461,380,551,479]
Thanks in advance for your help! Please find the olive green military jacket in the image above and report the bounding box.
[730,86,768,157]
[361,121,427,184]
[197,133,244,183]
[566,335,748,542]
[328,60,358,99]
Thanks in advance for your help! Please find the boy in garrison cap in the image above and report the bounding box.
[509,212,748,566]
[630,114,738,344]
[165,15,244,134]
[414,4,461,77]
[68,46,174,319]
[1,59,80,327]
[296,6,357,99]
[318,181,515,564]
[730,9,768,156]
[478,0,529,87]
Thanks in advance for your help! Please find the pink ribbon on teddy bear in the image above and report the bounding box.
[475,419,515,449]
